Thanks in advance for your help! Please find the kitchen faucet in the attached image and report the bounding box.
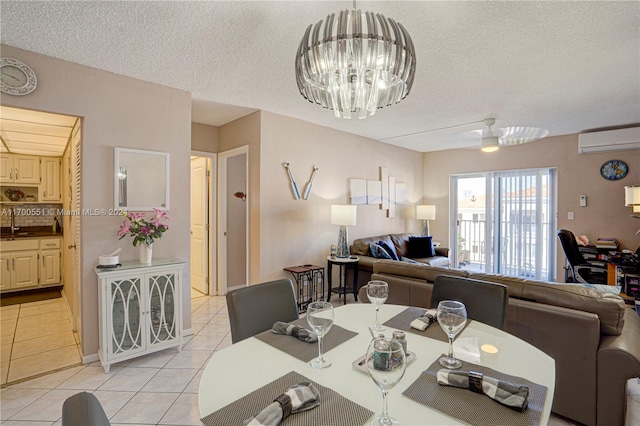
[10,207,19,234]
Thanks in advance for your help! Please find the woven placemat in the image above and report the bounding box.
[382,307,472,342]
[402,356,548,425]
[201,371,374,426]
[255,318,358,362]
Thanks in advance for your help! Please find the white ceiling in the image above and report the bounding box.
[0,1,638,153]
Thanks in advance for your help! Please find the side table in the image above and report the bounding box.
[283,264,325,312]
[326,255,359,304]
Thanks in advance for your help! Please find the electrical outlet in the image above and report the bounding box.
[568,212,575,220]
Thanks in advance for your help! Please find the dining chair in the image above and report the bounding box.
[557,229,607,284]
[226,278,299,343]
[431,275,508,330]
[62,391,110,426]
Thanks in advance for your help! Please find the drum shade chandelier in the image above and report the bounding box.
[295,4,416,119]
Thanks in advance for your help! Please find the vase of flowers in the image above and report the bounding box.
[117,209,169,264]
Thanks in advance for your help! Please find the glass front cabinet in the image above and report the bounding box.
[95,259,184,373]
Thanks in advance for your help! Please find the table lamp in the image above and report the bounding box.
[416,205,436,237]
[625,185,640,213]
[331,205,357,258]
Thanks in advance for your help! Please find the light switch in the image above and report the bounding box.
[568,212,574,220]
[579,195,587,207]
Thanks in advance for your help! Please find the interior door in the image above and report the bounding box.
[190,157,209,295]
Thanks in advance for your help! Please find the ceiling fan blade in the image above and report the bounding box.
[499,126,549,145]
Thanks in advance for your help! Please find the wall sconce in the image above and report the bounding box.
[331,205,357,258]
[416,205,436,237]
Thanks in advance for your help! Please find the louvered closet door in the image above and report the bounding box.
[72,122,82,337]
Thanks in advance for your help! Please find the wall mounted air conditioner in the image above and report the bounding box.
[578,127,640,154]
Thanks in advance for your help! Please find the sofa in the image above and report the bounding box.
[349,233,450,291]
[358,259,640,426]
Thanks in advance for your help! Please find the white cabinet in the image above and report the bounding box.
[0,238,62,292]
[0,240,39,290]
[41,157,62,201]
[0,154,40,185]
[95,259,184,373]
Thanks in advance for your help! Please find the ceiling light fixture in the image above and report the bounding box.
[481,118,500,153]
[295,2,416,119]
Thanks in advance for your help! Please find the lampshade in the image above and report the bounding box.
[416,205,436,220]
[295,8,416,120]
[331,205,357,226]
[625,185,640,206]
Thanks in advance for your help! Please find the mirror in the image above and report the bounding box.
[114,148,169,211]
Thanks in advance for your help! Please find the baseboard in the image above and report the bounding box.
[182,328,194,337]
[82,353,99,364]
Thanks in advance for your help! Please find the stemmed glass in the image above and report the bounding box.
[306,301,334,369]
[437,300,468,369]
[366,336,407,426]
[367,281,389,333]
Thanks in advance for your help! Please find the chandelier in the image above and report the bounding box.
[295,7,416,119]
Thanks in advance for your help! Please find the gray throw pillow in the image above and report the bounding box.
[370,243,392,259]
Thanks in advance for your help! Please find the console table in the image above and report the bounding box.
[95,259,184,373]
[283,264,325,312]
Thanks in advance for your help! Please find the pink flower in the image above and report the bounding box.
[128,212,145,222]
[140,226,152,236]
[117,220,130,238]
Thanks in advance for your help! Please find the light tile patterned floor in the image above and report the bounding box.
[1,291,638,425]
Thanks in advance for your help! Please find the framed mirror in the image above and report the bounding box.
[114,148,170,211]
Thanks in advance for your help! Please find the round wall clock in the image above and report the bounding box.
[0,58,37,96]
[600,160,628,181]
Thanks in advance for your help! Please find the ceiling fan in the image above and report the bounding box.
[476,118,550,152]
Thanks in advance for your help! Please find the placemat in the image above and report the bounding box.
[255,318,358,362]
[201,371,374,426]
[402,356,548,426]
[382,307,472,342]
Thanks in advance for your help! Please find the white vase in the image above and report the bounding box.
[139,243,153,264]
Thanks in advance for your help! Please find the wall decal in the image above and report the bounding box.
[367,180,382,204]
[395,182,406,205]
[380,167,389,209]
[388,176,396,217]
[283,162,301,200]
[350,178,367,204]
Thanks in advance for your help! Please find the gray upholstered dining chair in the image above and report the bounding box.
[62,391,110,426]
[430,275,508,330]
[226,278,299,343]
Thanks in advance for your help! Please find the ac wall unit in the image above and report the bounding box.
[578,127,640,154]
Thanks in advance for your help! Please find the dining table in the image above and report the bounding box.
[198,303,555,425]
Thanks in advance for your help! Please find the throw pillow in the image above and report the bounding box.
[369,243,392,259]
[401,256,426,265]
[378,241,399,261]
[408,236,436,258]
[570,283,622,295]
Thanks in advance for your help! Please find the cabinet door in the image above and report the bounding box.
[12,251,39,289]
[107,277,145,358]
[0,253,11,291]
[40,249,61,286]
[41,158,61,201]
[14,155,40,184]
[147,272,179,347]
[0,154,12,181]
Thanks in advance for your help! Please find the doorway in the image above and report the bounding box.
[190,153,216,296]
[217,146,249,294]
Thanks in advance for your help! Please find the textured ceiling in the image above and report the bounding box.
[1,1,638,153]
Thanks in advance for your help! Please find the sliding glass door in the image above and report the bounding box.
[450,168,556,280]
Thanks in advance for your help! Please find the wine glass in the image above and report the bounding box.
[437,300,468,369]
[306,301,334,369]
[366,336,407,425]
[367,281,389,333]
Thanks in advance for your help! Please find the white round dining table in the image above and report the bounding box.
[198,303,555,425]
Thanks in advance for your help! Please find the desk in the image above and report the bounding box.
[326,256,359,304]
[198,304,555,424]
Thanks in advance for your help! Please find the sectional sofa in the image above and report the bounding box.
[358,259,640,426]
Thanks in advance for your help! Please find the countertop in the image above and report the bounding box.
[1,226,63,240]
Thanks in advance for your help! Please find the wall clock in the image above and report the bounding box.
[0,58,37,95]
[600,159,628,181]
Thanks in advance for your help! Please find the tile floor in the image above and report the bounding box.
[1,291,639,425]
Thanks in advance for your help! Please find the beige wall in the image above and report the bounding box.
[258,111,424,282]
[1,45,192,357]
[424,134,640,281]
[191,122,219,153]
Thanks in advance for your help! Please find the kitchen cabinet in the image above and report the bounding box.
[0,238,62,292]
[41,157,62,201]
[95,259,184,373]
[0,153,40,185]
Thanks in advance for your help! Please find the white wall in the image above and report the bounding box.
[1,45,192,356]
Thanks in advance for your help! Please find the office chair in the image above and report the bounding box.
[226,278,299,343]
[557,229,607,284]
[431,275,508,330]
[62,392,110,426]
